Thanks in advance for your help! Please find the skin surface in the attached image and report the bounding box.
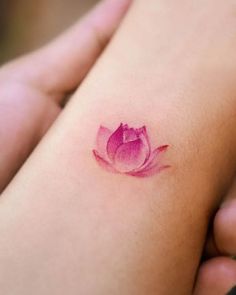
[194,258,236,295]
[0,0,133,192]
[198,179,236,294]
[214,180,236,256]
[0,0,236,294]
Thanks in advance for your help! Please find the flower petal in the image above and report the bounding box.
[96,126,113,161]
[107,123,124,160]
[126,164,170,177]
[114,139,147,173]
[123,128,138,142]
[140,145,169,171]
[93,150,117,173]
[137,126,151,162]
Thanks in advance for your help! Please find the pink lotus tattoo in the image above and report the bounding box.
[93,123,170,177]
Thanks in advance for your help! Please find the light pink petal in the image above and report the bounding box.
[126,164,170,177]
[123,128,138,142]
[93,150,117,173]
[137,126,151,162]
[139,145,169,171]
[107,123,124,160]
[127,145,169,177]
[96,126,113,161]
[114,139,147,173]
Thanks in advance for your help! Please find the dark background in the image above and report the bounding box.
[0,0,98,64]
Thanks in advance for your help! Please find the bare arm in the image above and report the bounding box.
[0,1,236,294]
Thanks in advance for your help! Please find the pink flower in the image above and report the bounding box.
[93,123,170,177]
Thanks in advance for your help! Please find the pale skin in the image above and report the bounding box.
[0,0,236,294]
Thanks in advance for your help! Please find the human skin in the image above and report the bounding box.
[214,179,236,256]
[197,179,236,294]
[194,257,236,295]
[0,0,236,294]
[0,0,133,192]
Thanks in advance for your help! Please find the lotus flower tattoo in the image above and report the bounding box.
[93,123,170,177]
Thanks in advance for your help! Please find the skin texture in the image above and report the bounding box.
[214,180,236,256]
[0,0,133,192]
[198,179,236,294]
[194,258,236,295]
[0,0,236,294]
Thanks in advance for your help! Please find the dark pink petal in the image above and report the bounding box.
[93,150,117,173]
[136,126,146,135]
[126,164,170,177]
[114,139,147,173]
[96,126,113,161]
[107,123,124,160]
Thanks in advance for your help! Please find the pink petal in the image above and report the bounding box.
[127,164,170,177]
[137,126,151,162]
[114,139,147,173]
[123,124,129,130]
[93,150,117,173]
[127,145,169,177]
[123,128,138,142]
[107,123,124,160]
[96,126,113,162]
[140,145,169,171]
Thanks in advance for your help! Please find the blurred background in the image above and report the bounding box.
[0,0,98,64]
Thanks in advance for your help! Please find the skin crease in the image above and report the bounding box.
[0,0,236,294]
